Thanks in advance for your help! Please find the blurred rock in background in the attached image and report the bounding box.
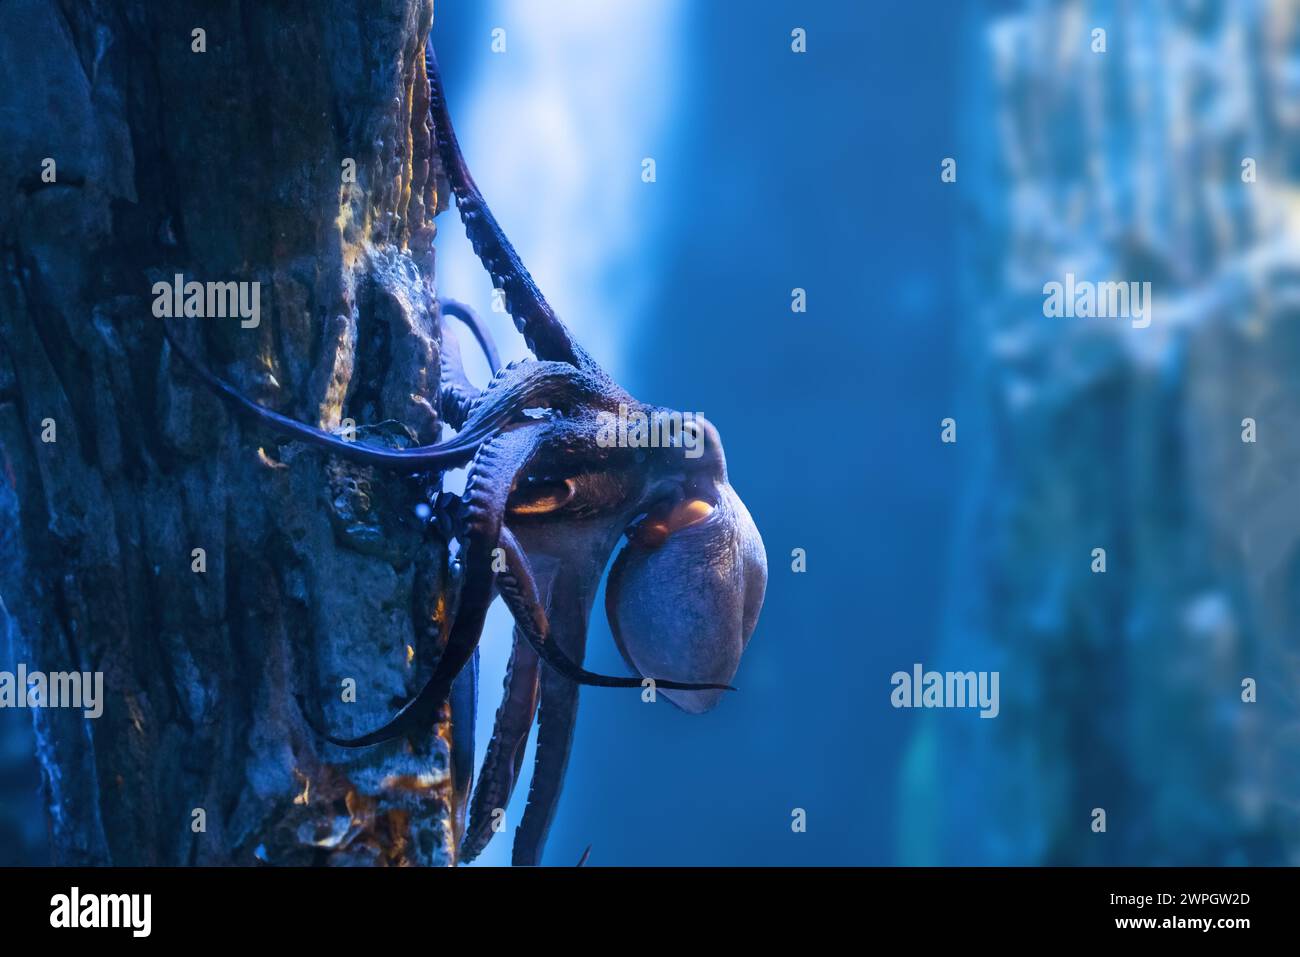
[903,0,1300,866]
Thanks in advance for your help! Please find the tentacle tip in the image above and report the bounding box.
[458,845,482,867]
[294,692,375,749]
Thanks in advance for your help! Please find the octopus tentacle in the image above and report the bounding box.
[426,44,599,374]
[448,647,479,852]
[439,380,478,431]
[512,657,583,866]
[496,527,734,692]
[304,425,547,747]
[509,559,593,866]
[461,359,534,423]
[439,297,501,375]
[164,322,495,471]
[166,322,593,473]
[460,630,540,864]
[439,310,481,430]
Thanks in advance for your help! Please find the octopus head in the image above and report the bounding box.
[605,416,767,713]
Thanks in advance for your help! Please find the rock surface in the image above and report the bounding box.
[0,0,457,865]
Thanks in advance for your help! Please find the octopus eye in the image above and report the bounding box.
[629,497,714,548]
[508,478,576,515]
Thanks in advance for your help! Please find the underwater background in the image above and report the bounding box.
[4,0,1298,865]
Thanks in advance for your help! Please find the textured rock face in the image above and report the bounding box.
[903,3,1300,865]
[0,0,457,864]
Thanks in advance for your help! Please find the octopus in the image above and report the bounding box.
[163,42,767,865]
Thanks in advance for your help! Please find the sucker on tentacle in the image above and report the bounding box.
[513,630,584,867]
[460,629,539,863]
[439,302,488,430]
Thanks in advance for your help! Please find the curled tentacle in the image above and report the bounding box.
[302,425,546,747]
[439,380,478,432]
[426,44,599,374]
[470,522,730,866]
[440,297,501,375]
[465,508,729,863]
[165,322,596,472]
[460,630,540,864]
[496,527,734,692]
[164,322,492,471]
[438,308,481,430]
